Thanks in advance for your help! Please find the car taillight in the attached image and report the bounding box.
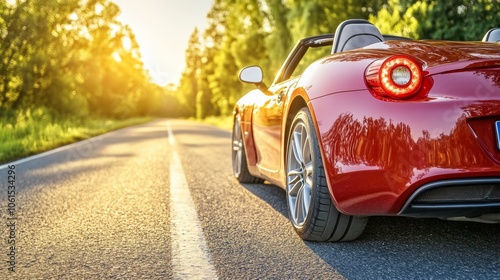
[365,55,424,99]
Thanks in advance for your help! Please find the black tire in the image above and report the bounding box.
[232,116,264,184]
[286,108,368,241]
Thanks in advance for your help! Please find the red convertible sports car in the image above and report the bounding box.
[231,19,500,241]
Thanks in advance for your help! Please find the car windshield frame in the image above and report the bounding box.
[271,33,412,86]
[272,34,334,86]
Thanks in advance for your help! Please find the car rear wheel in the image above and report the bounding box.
[286,108,368,241]
[232,116,264,184]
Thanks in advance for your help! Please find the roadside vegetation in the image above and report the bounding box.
[0,0,174,163]
[0,108,151,164]
[198,115,233,131]
[177,0,498,120]
[0,0,497,162]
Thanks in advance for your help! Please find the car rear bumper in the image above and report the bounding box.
[310,85,500,217]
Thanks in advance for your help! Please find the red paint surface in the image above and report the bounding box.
[234,40,500,216]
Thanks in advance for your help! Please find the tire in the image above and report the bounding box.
[286,108,368,241]
[232,116,264,184]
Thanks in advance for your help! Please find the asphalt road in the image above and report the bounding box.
[1,119,499,279]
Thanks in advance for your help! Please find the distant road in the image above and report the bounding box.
[1,119,499,279]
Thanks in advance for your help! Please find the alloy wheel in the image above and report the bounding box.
[287,121,313,227]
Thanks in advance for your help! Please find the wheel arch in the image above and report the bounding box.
[282,91,321,176]
[282,94,368,241]
[233,104,260,174]
[283,90,335,203]
[283,96,308,153]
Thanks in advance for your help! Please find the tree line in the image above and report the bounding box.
[0,0,170,120]
[1,0,498,121]
[175,0,499,119]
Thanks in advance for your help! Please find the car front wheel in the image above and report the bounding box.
[286,108,368,241]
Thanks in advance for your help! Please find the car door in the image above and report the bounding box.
[251,78,298,173]
[250,34,334,176]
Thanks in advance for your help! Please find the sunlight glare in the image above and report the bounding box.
[113,52,122,62]
[68,12,79,21]
[110,0,213,85]
[95,3,104,15]
[6,0,16,7]
[122,36,132,51]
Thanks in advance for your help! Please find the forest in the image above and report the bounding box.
[0,0,498,122]
[176,0,499,119]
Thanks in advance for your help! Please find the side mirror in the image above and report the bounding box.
[239,66,263,83]
[238,66,272,95]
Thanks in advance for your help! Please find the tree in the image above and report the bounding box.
[198,0,228,118]
[368,0,428,39]
[0,0,162,119]
[0,0,81,110]
[369,0,499,40]
[287,0,384,41]
[261,0,292,76]
[420,0,499,40]
[193,0,269,117]
[177,28,202,117]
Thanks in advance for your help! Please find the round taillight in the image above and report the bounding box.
[379,55,423,98]
[365,55,424,99]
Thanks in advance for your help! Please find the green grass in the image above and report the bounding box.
[0,109,235,164]
[0,108,152,164]
[197,115,233,130]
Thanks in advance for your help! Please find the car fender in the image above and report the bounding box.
[234,89,261,175]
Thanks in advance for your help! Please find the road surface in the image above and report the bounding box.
[1,119,499,279]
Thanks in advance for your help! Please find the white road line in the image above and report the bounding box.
[168,123,218,279]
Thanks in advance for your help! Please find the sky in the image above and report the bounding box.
[111,0,214,86]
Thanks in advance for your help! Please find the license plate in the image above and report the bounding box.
[496,121,500,150]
